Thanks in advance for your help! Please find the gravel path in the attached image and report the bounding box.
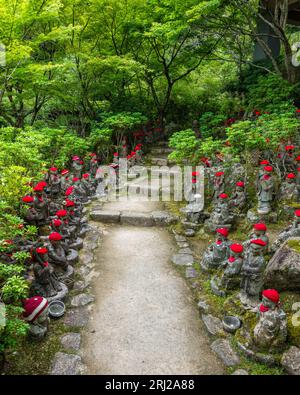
[81,201,224,375]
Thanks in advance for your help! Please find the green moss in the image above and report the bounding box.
[5,319,72,375]
[287,239,300,253]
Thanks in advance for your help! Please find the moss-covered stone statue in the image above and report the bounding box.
[201,227,231,271]
[257,165,274,215]
[22,296,49,340]
[240,239,267,308]
[253,289,287,352]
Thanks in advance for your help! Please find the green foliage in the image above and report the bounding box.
[0,306,29,354]
[199,112,227,139]
[1,276,29,303]
[245,74,298,113]
[226,111,299,154]
[168,129,200,164]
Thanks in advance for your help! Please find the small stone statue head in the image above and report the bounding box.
[253,223,267,237]
[215,227,229,244]
[259,289,280,312]
[235,181,245,191]
[49,232,63,246]
[22,195,34,207]
[250,239,267,255]
[50,167,58,175]
[259,160,270,170]
[22,296,49,324]
[286,173,296,184]
[35,246,49,264]
[229,243,243,261]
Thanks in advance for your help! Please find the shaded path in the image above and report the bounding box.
[81,200,224,375]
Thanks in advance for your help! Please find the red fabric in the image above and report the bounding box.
[22,196,34,203]
[36,247,48,255]
[253,223,267,231]
[262,289,280,304]
[230,243,243,253]
[216,227,229,237]
[229,256,236,263]
[264,165,273,172]
[49,232,62,242]
[215,171,224,177]
[219,193,228,199]
[236,181,244,187]
[251,239,267,246]
[56,210,68,217]
[287,173,296,179]
[260,304,269,312]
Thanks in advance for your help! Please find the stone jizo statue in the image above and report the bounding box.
[22,296,49,340]
[201,227,231,270]
[254,289,287,352]
[240,239,267,308]
[257,166,274,214]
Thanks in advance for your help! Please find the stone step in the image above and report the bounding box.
[151,157,176,166]
[90,210,177,227]
[150,148,173,155]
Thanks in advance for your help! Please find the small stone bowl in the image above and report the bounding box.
[222,316,241,334]
[48,300,66,319]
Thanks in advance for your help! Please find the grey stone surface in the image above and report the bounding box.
[90,210,121,223]
[177,242,190,248]
[231,369,249,375]
[71,293,95,307]
[78,266,91,278]
[211,339,240,367]
[60,333,81,351]
[175,235,187,242]
[281,346,300,375]
[120,211,154,227]
[152,211,177,226]
[185,229,195,237]
[198,300,210,314]
[73,280,89,292]
[178,248,193,255]
[64,307,90,327]
[172,254,194,266]
[185,267,197,279]
[80,251,94,265]
[264,238,300,291]
[201,314,223,336]
[50,352,83,375]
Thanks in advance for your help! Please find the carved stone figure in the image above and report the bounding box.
[256,160,270,191]
[48,167,61,198]
[213,171,225,202]
[206,193,234,231]
[240,239,267,308]
[279,173,298,202]
[47,232,69,271]
[22,196,39,227]
[201,227,231,270]
[229,181,246,212]
[220,243,244,290]
[22,296,49,340]
[244,223,269,256]
[253,289,287,352]
[60,169,71,191]
[257,165,274,214]
[71,156,83,179]
[210,243,244,296]
[33,184,49,226]
[30,246,63,299]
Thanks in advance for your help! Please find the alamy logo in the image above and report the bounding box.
[0,43,5,67]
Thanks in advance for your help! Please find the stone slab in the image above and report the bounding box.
[50,353,83,375]
[120,211,154,227]
[211,339,240,367]
[90,210,121,223]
